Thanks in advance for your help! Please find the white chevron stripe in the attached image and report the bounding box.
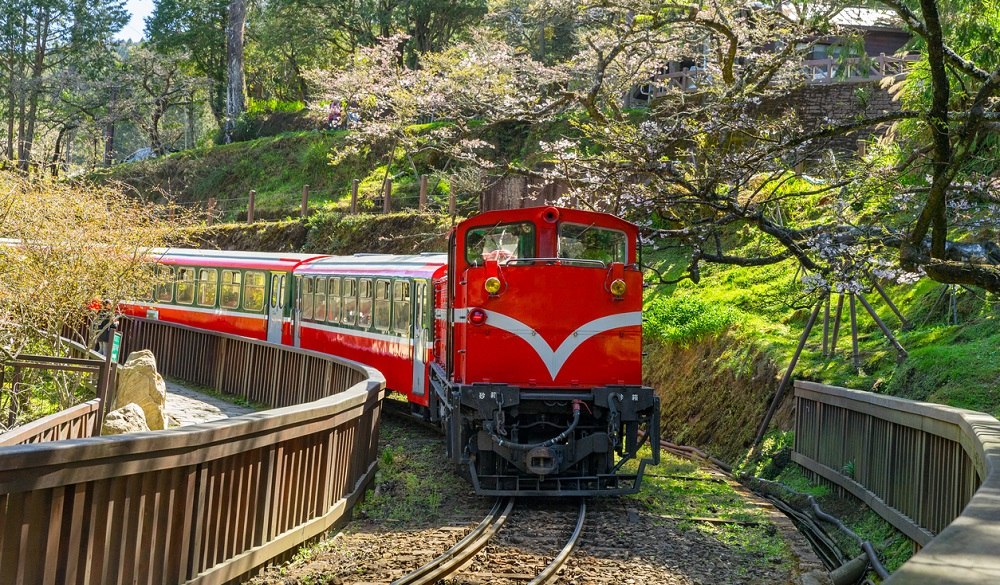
[462,309,642,379]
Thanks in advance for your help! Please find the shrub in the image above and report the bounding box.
[644,295,741,344]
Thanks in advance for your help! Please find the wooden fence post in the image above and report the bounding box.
[350,179,359,214]
[301,184,310,218]
[419,175,428,211]
[247,190,256,223]
[207,197,217,226]
[383,178,392,213]
[94,322,116,436]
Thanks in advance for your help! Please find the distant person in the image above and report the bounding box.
[95,300,119,355]
[327,101,342,129]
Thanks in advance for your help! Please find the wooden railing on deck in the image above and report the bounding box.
[793,380,1000,583]
[0,317,386,585]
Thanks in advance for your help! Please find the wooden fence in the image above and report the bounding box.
[0,317,386,585]
[793,380,1000,583]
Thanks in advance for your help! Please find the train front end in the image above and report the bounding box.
[440,206,659,496]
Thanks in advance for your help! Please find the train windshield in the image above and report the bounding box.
[465,222,535,266]
[558,222,627,265]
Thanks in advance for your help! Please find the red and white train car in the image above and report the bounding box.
[126,206,659,496]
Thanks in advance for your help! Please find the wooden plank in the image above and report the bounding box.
[42,487,65,585]
[63,485,87,585]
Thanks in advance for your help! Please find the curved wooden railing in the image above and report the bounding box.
[0,317,386,585]
[793,380,1000,583]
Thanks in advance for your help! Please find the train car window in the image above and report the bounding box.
[243,271,266,312]
[328,278,341,324]
[155,266,174,302]
[301,276,314,320]
[270,274,280,308]
[176,267,195,304]
[221,270,241,309]
[373,279,391,332]
[465,222,535,265]
[315,277,328,321]
[342,278,357,325]
[393,280,411,334]
[558,223,627,265]
[358,278,373,329]
[196,269,219,307]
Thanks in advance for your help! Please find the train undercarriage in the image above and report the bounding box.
[432,370,660,496]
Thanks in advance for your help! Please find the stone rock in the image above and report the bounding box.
[102,403,150,435]
[112,349,167,430]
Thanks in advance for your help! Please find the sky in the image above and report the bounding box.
[116,0,154,42]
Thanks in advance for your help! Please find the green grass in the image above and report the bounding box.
[357,423,469,524]
[625,447,795,572]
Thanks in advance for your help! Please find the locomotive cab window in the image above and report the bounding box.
[374,279,391,332]
[155,266,174,302]
[558,223,627,265]
[465,222,535,265]
[342,278,357,325]
[221,270,241,309]
[176,267,195,304]
[197,269,218,307]
[243,271,266,312]
[300,276,314,320]
[358,278,373,329]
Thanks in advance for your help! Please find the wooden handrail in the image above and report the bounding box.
[793,380,1000,583]
[0,317,387,585]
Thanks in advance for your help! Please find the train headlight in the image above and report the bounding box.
[469,308,488,325]
[610,279,627,297]
[484,277,502,295]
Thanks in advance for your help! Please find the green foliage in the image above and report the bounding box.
[644,295,741,345]
[246,98,305,114]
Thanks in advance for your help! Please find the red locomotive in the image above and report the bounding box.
[125,206,660,496]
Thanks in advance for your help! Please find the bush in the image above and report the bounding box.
[644,295,741,344]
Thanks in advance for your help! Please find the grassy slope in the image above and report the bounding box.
[644,245,1000,419]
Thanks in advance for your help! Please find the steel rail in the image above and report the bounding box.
[392,498,515,585]
[529,499,587,585]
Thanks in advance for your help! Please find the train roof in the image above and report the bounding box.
[297,253,448,279]
[150,248,328,271]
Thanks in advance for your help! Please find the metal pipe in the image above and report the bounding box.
[492,401,582,450]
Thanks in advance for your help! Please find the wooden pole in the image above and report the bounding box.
[822,292,831,357]
[449,186,456,218]
[350,179,359,214]
[753,293,825,446]
[383,178,392,213]
[419,174,428,211]
[850,293,860,370]
[247,190,256,223]
[857,292,908,361]
[871,278,910,329]
[301,184,310,218]
[207,197,217,226]
[830,293,845,356]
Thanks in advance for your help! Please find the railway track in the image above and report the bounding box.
[391,498,586,585]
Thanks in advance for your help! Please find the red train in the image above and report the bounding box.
[125,206,660,495]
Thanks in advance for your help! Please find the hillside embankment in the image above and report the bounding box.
[101,126,1000,467]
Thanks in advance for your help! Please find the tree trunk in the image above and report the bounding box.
[103,86,117,166]
[186,91,195,149]
[18,8,49,172]
[223,0,247,143]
